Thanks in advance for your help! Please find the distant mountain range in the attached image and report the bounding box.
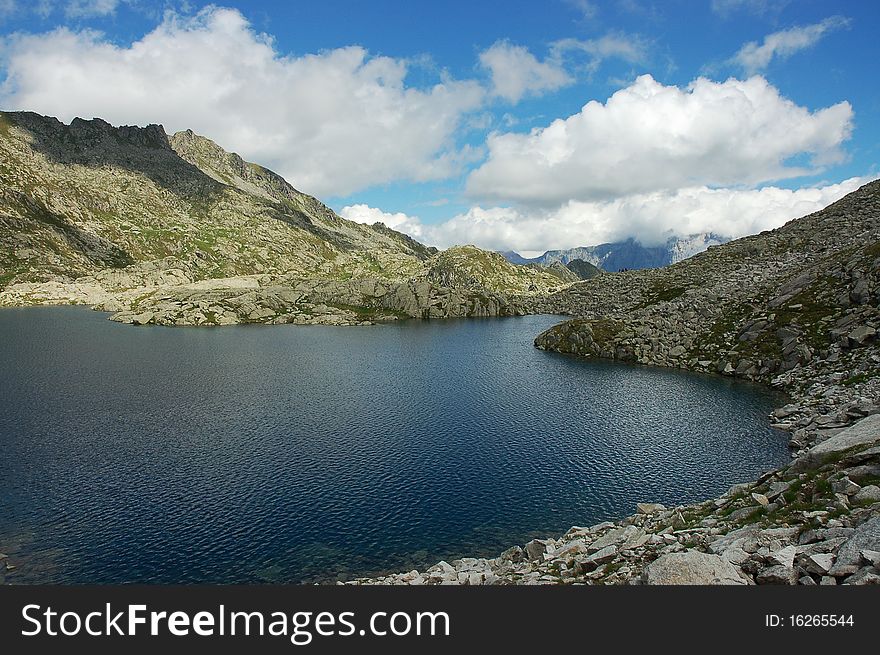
[501,233,730,272]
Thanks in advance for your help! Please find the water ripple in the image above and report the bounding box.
[0,307,789,583]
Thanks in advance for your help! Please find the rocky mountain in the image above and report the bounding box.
[498,250,532,266]
[503,233,729,272]
[0,111,567,324]
[536,181,880,389]
[562,259,601,280]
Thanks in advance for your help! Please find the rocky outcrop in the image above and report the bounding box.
[101,275,536,326]
[424,245,566,296]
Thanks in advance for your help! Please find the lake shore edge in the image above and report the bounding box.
[350,345,880,586]
[0,301,878,586]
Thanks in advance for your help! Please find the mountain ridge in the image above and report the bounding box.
[0,111,570,324]
[502,233,730,272]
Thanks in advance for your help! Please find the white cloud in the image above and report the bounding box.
[339,204,426,238]
[478,41,572,103]
[552,33,649,75]
[0,6,485,197]
[711,0,790,17]
[566,0,599,19]
[351,177,873,253]
[733,16,850,74]
[65,0,119,18]
[465,74,853,206]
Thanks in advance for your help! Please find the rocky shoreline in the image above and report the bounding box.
[349,182,880,586]
[0,249,566,327]
[348,390,880,586]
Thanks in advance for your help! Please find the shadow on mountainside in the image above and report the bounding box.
[2,111,369,254]
[0,188,135,275]
[3,111,230,207]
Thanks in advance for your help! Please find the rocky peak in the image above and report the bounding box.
[167,127,353,232]
[2,112,171,152]
[170,129,298,203]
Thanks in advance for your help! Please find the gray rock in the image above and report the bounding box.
[756,565,795,584]
[800,553,835,576]
[844,463,880,483]
[590,526,639,551]
[751,492,770,506]
[499,546,524,563]
[853,485,880,504]
[860,549,880,567]
[790,414,880,473]
[727,506,762,522]
[847,325,876,346]
[828,516,880,577]
[583,545,618,567]
[831,477,862,496]
[524,539,549,562]
[768,545,797,569]
[130,311,154,325]
[642,551,748,585]
[841,568,880,585]
[636,502,667,514]
[766,479,796,500]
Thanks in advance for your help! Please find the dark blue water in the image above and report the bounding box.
[0,307,788,583]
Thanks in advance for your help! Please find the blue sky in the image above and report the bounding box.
[1,0,878,254]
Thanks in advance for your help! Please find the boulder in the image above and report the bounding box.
[636,502,667,514]
[524,539,549,562]
[642,551,748,585]
[756,565,796,585]
[790,415,880,473]
[853,485,880,504]
[847,325,876,346]
[591,525,640,551]
[582,545,617,567]
[828,516,880,577]
[799,553,835,576]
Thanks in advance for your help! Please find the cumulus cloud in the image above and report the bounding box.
[349,177,873,253]
[0,6,485,197]
[465,74,853,206]
[339,204,426,237]
[733,16,850,74]
[479,40,572,103]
